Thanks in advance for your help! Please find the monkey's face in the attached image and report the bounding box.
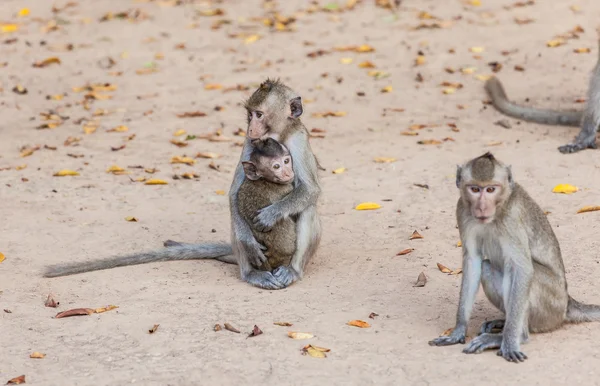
[464,184,503,224]
[247,109,268,139]
[267,154,294,184]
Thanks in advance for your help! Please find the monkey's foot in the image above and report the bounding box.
[244,270,285,290]
[479,319,505,335]
[462,333,502,354]
[272,266,299,288]
[164,239,183,247]
[497,345,528,363]
[558,140,597,154]
[428,330,466,346]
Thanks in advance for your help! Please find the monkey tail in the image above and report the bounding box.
[43,243,235,278]
[484,77,582,127]
[565,296,600,323]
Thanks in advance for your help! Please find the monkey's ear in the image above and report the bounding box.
[290,96,303,118]
[242,161,261,181]
[455,165,462,188]
[506,165,515,189]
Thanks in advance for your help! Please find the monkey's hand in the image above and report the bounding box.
[272,266,299,288]
[239,232,268,267]
[428,327,466,346]
[496,343,528,363]
[252,205,280,232]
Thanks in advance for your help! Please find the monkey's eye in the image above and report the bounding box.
[470,186,481,193]
[273,164,280,170]
[486,187,496,193]
[284,158,290,164]
[255,111,263,119]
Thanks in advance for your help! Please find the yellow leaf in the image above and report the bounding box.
[33,57,61,68]
[174,129,186,136]
[0,253,5,263]
[381,86,393,93]
[437,263,452,273]
[415,55,426,66]
[373,157,396,163]
[30,352,45,359]
[442,87,456,94]
[356,44,374,53]
[574,47,591,54]
[332,167,346,174]
[547,39,565,48]
[303,345,328,358]
[475,74,492,81]
[244,34,260,44]
[83,124,97,134]
[288,331,314,340]
[461,67,477,74]
[552,183,578,194]
[106,165,127,175]
[401,131,419,136]
[347,320,371,328]
[15,165,27,171]
[469,0,481,5]
[355,202,381,210]
[125,216,138,222]
[340,57,354,64]
[171,156,196,165]
[457,240,462,247]
[18,8,30,17]
[417,139,442,145]
[108,125,128,133]
[469,46,484,53]
[333,111,347,117]
[358,61,375,68]
[145,179,168,185]
[577,206,600,214]
[94,305,118,313]
[409,230,423,240]
[53,169,79,177]
[196,152,221,159]
[1,24,18,33]
[205,83,223,90]
[215,190,226,195]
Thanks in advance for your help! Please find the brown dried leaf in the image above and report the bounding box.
[368,312,379,319]
[149,324,160,334]
[6,375,26,384]
[144,179,168,185]
[214,324,222,331]
[171,156,196,165]
[577,206,600,214]
[413,272,427,287]
[224,323,240,333]
[30,352,46,359]
[437,263,452,273]
[209,161,221,171]
[176,111,207,118]
[302,344,330,358]
[417,139,442,145]
[396,248,414,256]
[125,216,138,222]
[273,322,293,327]
[196,152,221,159]
[409,230,423,240]
[55,308,95,318]
[95,305,118,313]
[347,320,370,328]
[247,325,263,338]
[33,57,61,68]
[44,294,58,308]
[170,139,188,147]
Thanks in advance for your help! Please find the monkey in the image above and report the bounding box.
[428,152,600,362]
[45,79,322,290]
[43,137,296,279]
[484,40,600,154]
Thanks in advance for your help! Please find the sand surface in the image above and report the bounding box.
[2,0,600,385]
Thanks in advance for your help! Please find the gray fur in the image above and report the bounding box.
[429,153,600,362]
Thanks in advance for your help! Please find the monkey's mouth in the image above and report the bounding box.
[475,216,493,224]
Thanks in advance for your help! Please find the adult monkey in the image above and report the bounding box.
[429,152,600,362]
[44,79,321,290]
[485,39,600,153]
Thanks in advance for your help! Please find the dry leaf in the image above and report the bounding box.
[302,344,330,358]
[461,66,477,74]
[450,268,463,275]
[355,202,381,210]
[273,322,293,326]
[95,305,118,313]
[6,375,25,385]
[457,241,463,247]
[224,323,240,333]
[145,179,168,185]
[170,139,188,147]
[215,190,226,195]
[149,324,160,334]
[171,156,196,165]
[106,165,127,175]
[33,57,61,68]
[409,230,423,240]
[0,253,5,263]
[401,131,419,136]
[577,206,600,214]
[174,129,186,136]
[358,61,376,68]
[53,170,79,177]
[44,294,58,308]
[552,184,578,194]
[204,83,223,90]
[248,325,263,338]
[437,263,452,273]
[574,47,591,54]
[396,248,414,256]
[475,74,492,81]
[413,272,427,287]
[340,57,353,64]
[332,167,346,174]
[347,320,370,328]
[369,312,379,319]
[374,157,396,163]
[209,161,221,171]
[381,85,393,93]
[288,331,314,339]
[30,352,46,359]
[214,324,222,331]
[125,216,138,222]
[55,308,95,318]
[547,39,565,48]
[196,152,221,159]
[415,55,426,66]
[107,125,128,133]
[469,46,484,53]
[176,111,206,118]
[441,327,454,336]
[417,139,442,145]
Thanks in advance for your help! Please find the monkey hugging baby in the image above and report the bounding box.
[44,80,600,363]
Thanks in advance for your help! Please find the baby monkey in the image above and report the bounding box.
[43,138,296,279]
[429,152,600,362]
[238,137,296,271]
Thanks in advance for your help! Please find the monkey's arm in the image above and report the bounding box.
[429,246,482,346]
[485,77,582,127]
[252,132,320,232]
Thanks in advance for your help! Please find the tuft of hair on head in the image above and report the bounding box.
[250,138,288,161]
[259,78,282,91]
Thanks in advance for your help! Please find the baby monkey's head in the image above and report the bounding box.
[242,138,294,184]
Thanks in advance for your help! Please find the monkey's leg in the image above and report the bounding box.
[480,260,506,334]
[558,114,599,154]
[273,205,321,287]
[234,238,285,290]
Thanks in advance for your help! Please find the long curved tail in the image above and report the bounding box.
[565,296,600,323]
[44,242,235,278]
[485,77,582,127]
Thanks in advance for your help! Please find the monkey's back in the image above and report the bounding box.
[237,179,296,270]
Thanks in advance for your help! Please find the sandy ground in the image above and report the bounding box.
[2,0,600,385]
